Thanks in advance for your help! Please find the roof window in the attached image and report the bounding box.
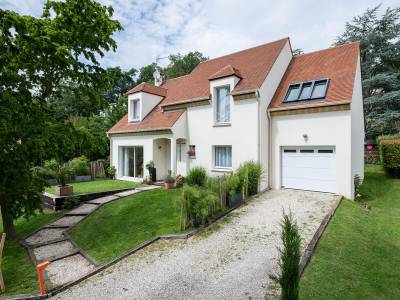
[284,79,329,103]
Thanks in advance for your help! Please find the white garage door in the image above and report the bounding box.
[281,147,336,193]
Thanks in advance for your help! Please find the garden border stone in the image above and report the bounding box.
[299,195,343,275]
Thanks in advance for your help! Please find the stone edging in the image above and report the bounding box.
[299,195,343,275]
[7,191,260,300]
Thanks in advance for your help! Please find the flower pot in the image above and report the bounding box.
[55,185,73,196]
[164,182,175,189]
[227,192,243,208]
[149,168,157,182]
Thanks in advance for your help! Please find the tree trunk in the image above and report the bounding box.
[1,201,16,240]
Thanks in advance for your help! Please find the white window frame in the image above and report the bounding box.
[213,145,232,170]
[214,85,231,124]
[129,99,140,122]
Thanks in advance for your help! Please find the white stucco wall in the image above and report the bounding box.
[110,133,172,181]
[172,111,189,176]
[258,40,292,190]
[350,56,365,193]
[271,110,353,198]
[186,76,258,174]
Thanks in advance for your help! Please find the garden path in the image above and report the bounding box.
[21,185,160,290]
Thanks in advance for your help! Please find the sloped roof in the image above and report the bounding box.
[159,38,288,108]
[269,42,360,109]
[127,82,167,97]
[208,65,243,81]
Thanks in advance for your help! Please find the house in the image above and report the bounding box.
[108,37,364,199]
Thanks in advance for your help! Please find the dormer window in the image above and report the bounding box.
[284,79,329,103]
[215,86,230,123]
[130,99,140,121]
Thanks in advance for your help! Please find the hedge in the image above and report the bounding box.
[380,140,400,178]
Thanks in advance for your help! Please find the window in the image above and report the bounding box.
[214,146,232,168]
[130,99,140,121]
[300,149,314,153]
[121,146,143,178]
[284,79,329,103]
[188,145,196,157]
[284,149,297,153]
[311,80,329,99]
[215,86,230,123]
[318,149,334,153]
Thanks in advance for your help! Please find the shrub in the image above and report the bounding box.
[36,166,57,180]
[186,166,207,187]
[237,161,263,198]
[69,156,90,176]
[44,159,59,171]
[354,174,362,197]
[145,160,155,170]
[270,211,301,300]
[226,173,242,197]
[181,184,220,230]
[164,174,175,183]
[63,195,80,210]
[377,134,400,162]
[56,163,75,186]
[107,166,116,179]
[380,140,400,178]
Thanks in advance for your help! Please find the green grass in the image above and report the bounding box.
[300,164,400,299]
[0,210,63,296]
[45,179,140,195]
[70,188,182,264]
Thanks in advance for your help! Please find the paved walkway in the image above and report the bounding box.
[21,186,160,289]
[52,189,339,299]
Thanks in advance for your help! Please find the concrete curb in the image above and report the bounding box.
[299,195,343,275]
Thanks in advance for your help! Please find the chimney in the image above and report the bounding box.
[153,69,163,87]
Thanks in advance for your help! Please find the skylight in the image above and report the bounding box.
[284,79,329,103]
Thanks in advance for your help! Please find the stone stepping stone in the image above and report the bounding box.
[45,254,95,287]
[48,216,85,227]
[136,185,161,191]
[87,195,119,204]
[33,240,77,262]
[25,228,65,245]
[67,203,98,215]
[114,189,141,197]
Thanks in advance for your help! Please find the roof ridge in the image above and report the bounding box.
[295,41,360,58]
[199,37,289,64]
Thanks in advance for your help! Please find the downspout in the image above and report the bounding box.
[256,90,260,164]
[267,109,272,189]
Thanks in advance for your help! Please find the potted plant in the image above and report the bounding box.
[226,173,243,208]
[164,174,175,189]
[145,160,156,183]
[55,163,75,196]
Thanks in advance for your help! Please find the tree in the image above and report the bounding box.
[137,63,158,84]
[0,0,121,239]
[292,48,304,56]
[163,51,208,79]
[103,66,137,103]
[270,211,301,300]
[335,5,400,138]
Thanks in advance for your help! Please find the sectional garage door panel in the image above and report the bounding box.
[281,148,336,193]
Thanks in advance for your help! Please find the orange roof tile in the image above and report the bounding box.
[269,42,360,109]
[208,65,243,80]
[127,82,167,97]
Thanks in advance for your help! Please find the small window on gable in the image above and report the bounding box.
[130,99,140,121]
[284,79,329,103]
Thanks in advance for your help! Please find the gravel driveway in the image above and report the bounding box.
[52,189,338,300]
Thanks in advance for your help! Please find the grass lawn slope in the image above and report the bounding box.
[1,210,62,296]
[45,179,140,195]
[300,164,400,299]
[70,188,182,264]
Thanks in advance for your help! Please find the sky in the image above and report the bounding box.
[1,0,398,71]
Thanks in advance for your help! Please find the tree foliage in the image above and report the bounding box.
[336,5,400,138]
[0,0,121,239]
[163,51,208,79]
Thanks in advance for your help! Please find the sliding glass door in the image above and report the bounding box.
[121,146,143,178]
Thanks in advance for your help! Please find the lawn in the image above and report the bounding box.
[70,188,182,264]
[45,179,140,195]
[300,164,400,299]
[1,210,63,296]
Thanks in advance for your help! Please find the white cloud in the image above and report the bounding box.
[1,0,398,70]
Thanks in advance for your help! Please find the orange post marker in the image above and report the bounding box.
[37,261,49,295]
